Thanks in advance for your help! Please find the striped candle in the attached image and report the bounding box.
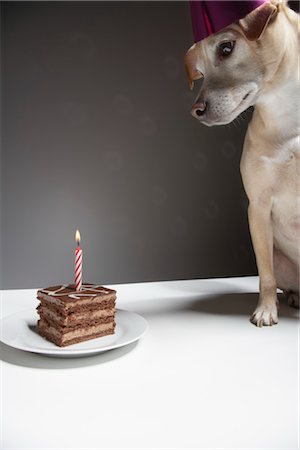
[75,229,83,291]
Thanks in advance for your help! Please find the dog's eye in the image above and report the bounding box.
[218,41,235,57]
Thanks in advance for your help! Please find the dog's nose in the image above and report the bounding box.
[191,101,207,119]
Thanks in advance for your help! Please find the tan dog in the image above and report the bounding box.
[185,0,299,326]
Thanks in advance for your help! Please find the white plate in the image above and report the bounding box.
[0,309,148,358]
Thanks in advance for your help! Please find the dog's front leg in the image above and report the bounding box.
[248,202,278,326]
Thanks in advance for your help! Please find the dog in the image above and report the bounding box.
[184,0,299,326]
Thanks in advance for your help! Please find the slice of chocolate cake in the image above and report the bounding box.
[36,284,116,347]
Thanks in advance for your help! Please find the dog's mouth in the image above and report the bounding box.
[215,89,255,124]
[233,90,254,114]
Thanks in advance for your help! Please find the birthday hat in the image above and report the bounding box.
[190,0,268,43]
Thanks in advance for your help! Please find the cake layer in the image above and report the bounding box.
[37,302,115,327]
[38,317,116,347]
[37,297,116,315]
[40,313,115,334]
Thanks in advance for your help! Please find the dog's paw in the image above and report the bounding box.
[250,303,279,327]
[286,291,300,309]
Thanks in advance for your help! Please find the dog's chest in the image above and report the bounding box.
[259,136,300,190]
[260,136,300,250]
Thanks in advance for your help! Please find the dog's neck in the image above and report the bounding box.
[254,78,299,135]
[253,8,299,136]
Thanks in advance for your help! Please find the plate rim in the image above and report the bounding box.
[0,308,148,356]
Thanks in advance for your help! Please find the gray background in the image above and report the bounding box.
[1,1,257,290]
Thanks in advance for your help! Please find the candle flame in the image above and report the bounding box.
[75,229,81,245]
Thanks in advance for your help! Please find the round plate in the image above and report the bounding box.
[0,309,148,357]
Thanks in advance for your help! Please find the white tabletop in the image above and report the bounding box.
[0,276,299,450]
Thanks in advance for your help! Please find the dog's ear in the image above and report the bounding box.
[184,43,204,91]
[239,1,279,41]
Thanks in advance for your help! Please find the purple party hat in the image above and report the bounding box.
[190,0,268,42]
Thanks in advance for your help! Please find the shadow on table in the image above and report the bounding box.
[184,292,298,320]
[0,340,139,370]
[127,291,298,321]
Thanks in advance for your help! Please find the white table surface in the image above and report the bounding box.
[0,276,299,450]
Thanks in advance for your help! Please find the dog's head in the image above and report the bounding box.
[184,1,284,126]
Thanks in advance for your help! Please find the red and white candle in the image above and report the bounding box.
[75,229,83,291]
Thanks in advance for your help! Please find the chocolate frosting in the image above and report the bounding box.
[38,283,116,302]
